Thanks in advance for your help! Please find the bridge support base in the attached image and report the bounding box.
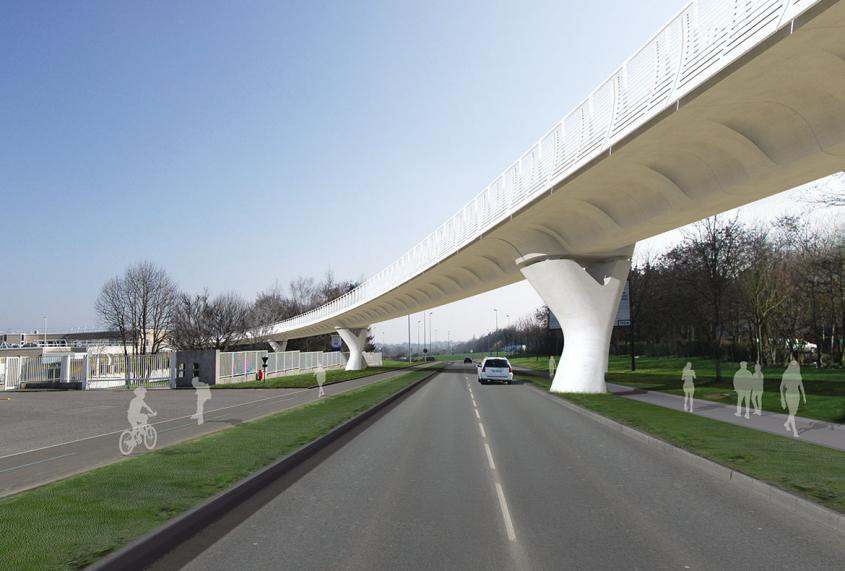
[519,255,631,393]
[336,327,369,371]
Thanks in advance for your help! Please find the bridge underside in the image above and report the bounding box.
[268,1,845,391]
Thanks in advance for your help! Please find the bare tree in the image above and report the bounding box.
[676,215,750,380]
[95,261,178,355]
[801,172,845,207]
[171,290,251,351]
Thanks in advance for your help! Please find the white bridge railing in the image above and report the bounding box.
[272,0,819,334]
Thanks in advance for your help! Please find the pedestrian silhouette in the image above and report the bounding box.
[190,376,211,425]
[733,361,753,419]
[681,362,696,412]
[780,359,806,437]
[549,356,557,380]
[315,364,326,398]
[751,363,764,416]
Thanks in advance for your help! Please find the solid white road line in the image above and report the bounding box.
[484,442,496,470]
[478,422,487,438]
[495,482,517,542]
[0,377,377,461]
[0,452,76,474]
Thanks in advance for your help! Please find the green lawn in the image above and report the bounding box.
[212,359,413,389]
[0,367,439,571]
[605,355,845,424]
[511,354,845,424]
[519,374,845,514]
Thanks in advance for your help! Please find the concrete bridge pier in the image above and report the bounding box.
[336,327,369,371]
[518,252,632,393]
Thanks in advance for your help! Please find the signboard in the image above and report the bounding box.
[547,280,631,329]
[615,281,631,327]
[330,334,342,350]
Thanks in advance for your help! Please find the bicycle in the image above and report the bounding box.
[118,412,158,455]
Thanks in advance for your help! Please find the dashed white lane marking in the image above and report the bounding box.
[495,482,517,542]
[484,442,496,470]
[474,408,481,420]
[478,422,487,438]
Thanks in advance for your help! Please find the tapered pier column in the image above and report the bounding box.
[336,327,369,371]
[518,255,631,393]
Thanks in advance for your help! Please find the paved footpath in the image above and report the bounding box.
[607,382,845,452]
[513,367,845,452]
[0,367,422,497]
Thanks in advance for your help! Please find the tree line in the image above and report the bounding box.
[626,213,844,377]
[96,265,360,355]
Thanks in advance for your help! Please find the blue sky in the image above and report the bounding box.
[2,0,836,343]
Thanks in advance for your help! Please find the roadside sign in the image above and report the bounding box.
[547,280,631,329]
[330,334,342,350]
[615,281,631,327]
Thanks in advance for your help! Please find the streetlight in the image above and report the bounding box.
[434,329,438,354]
[417,320,421,362]
[493,309,498,356]
[428,312,433,356]
[506,314,510,354]
[43,316,47,347]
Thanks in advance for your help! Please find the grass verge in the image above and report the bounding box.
[0,367,439,570]
[212,359,413,389]
[513,354,845,423]
[520,374,845,515]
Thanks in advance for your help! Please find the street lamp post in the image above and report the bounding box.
[43,316,47,347]
[493,309,498,356]
[428,312,433,357]
[417,320,421,362]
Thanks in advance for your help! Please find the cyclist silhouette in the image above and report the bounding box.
[127,386,156,429]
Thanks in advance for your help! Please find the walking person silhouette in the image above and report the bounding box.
[780,359,806,437]
[751,362,764,416]
[315,363,326,398]
[548,356,556,380]
[733,361,753,419]
[190,376,211,425]
[681,362,696,412]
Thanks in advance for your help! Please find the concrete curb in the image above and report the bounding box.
[88,367,441,571]
[518,374,845,538]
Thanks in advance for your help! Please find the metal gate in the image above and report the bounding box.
[3,357,20,390]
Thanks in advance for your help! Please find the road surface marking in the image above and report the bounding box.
[0,379,376,461]
[484,442,496,470]
[495,482,517,542]
[474,409,481,419]
[0,452,76,474]
[478,422,487,438]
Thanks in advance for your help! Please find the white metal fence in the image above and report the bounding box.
[216,350,384,384]
[1,353,174,390]
[270,0,821,335]
[86,353,174,389]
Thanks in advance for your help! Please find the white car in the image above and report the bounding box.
[477,357,513,384]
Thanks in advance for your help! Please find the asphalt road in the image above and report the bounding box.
[0,368,414,497]
[163,364,845,570]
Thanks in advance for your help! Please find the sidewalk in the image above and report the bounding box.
[608,382,845,452]
[512,366,845,453]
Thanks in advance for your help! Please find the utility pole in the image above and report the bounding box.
[428,312,433,356]
[43,315,47,347]
[422,314,427,361]
[407,315,411,363]
[493,309,498,356]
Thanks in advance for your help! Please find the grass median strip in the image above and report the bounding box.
[521,375,845,515]
[1,367,438,571]
[213,360,413,389]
